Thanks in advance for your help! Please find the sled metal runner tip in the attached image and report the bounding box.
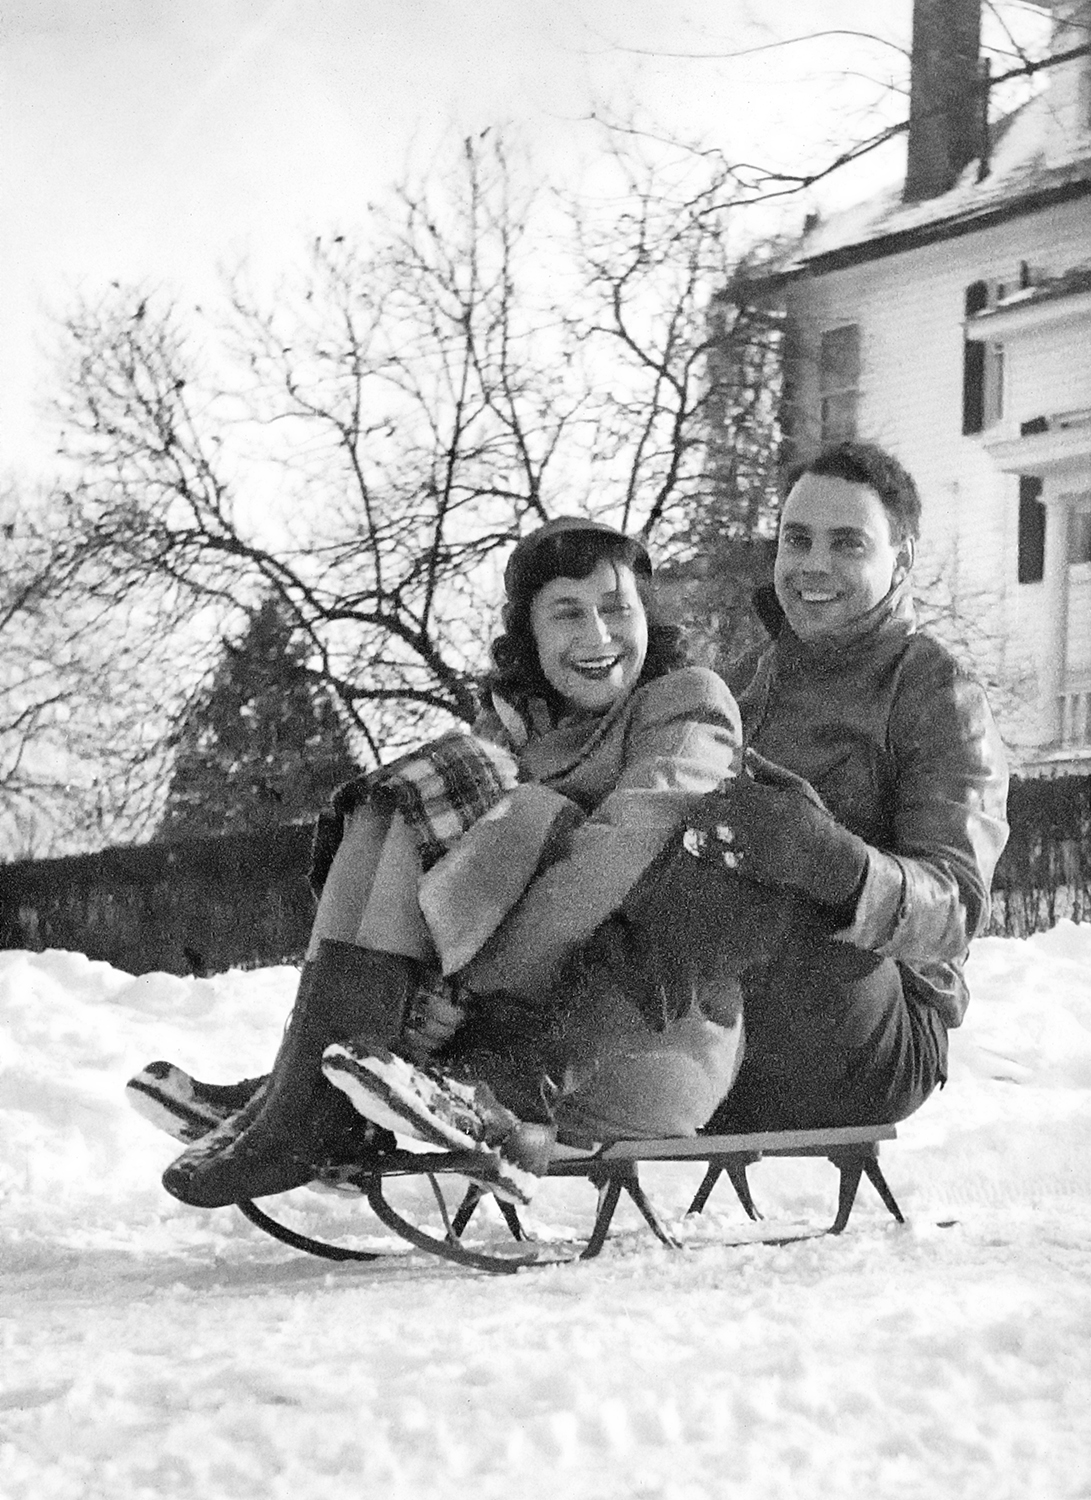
[236,1123,905,1274]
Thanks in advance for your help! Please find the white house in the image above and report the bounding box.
[764,0,1091,775]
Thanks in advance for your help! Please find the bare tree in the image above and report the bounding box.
[554,137,788,682]
[566,142,746,539]
[33,129,785,843]
[46,139,591,770]
[0,489,70,853]
[48,4,1079,851]
[598,3,1081,202]
[0,482,178,856]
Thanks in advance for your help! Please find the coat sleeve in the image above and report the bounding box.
[433,667,742,993]
[834,654,1010,985]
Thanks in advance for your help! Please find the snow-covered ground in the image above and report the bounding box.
[2,927,1091,1500]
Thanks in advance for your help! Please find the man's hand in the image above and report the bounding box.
[685,759,870,915]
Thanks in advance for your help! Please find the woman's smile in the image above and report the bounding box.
[569,652,625,678]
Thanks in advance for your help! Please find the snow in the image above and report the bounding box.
[783,85,1091,273]
[3,929,1091,1500]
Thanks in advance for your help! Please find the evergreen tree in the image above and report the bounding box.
[157,597,359,840]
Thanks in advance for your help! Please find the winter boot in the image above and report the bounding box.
[162,942,417,1207]
[322,1043,556,1206]
[126,1060,268,1144]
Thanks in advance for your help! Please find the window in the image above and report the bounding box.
[983,342,1004,426]
[819,324,860,442]
[1018,477,1046,584]
[1069,502,1091,566]
[1059,690,1091,748]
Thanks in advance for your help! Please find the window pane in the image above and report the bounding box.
[819,325,860,393]
[1068,508,1091,565]
[984,343,1004,426]
[820,391,858,443]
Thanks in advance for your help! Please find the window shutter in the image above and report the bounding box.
[1017,476,1045,585]
[962,282,988,436]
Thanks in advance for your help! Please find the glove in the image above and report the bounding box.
[686,756,870,916]
[621,818,805,987]
[402,975,467,1064]
[308,808,345,897]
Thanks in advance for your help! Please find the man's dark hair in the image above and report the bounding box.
[483,529,687,715]
[786,441,921,543]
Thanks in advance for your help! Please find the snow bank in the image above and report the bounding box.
[2,927,1091,1499]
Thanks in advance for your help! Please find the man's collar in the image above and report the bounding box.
[753,577,917,663]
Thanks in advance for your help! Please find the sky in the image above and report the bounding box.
[0,0,921,486]
[2,922,1091,1496]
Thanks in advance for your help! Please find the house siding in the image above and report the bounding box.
[782,197,1091,768]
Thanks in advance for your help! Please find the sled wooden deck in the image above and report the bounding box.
[239,1122,905,1274]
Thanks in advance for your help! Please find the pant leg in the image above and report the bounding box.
[445,854,765,1141]
[306,806,433,961]
[306,806,389,956]
[710,922,948,1132]
[450,967,745,1141]
[553,990,745,1143]
[354,812,434,960]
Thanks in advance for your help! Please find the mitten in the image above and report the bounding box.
[688,762,870,915]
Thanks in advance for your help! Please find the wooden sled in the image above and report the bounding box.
[239,1122,905,1275]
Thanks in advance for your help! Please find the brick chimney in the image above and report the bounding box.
[903,0,987,202]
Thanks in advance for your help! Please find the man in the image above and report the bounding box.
[635,439,1010,1130]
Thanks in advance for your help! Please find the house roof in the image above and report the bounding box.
[772,89,1091,282]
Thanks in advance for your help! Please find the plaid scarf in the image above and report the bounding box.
[366,731,520,870]
[310,731,520,894]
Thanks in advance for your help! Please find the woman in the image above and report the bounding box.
[156,515,754,1209]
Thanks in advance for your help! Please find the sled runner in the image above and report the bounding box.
[128,1062,904,1274]
[245,1123,905,1272]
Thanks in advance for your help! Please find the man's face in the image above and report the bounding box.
[773,472,913,642]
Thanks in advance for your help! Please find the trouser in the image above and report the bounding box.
[308,804,435,961]
[552,993,745,1144]
[708,920,948,1133]
[311,802,745,1143]
[449,974,745,1143]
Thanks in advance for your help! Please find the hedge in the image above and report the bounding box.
[0,775,1087,975]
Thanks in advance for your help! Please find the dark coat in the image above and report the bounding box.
[739,581,1010,1027]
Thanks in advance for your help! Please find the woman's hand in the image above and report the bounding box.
[402,981,466,1063]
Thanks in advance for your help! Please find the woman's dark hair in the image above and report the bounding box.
[483,529,688,714]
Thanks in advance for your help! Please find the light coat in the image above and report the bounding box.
[418,666,743,997]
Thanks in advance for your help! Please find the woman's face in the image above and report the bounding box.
[529,558,649,716]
